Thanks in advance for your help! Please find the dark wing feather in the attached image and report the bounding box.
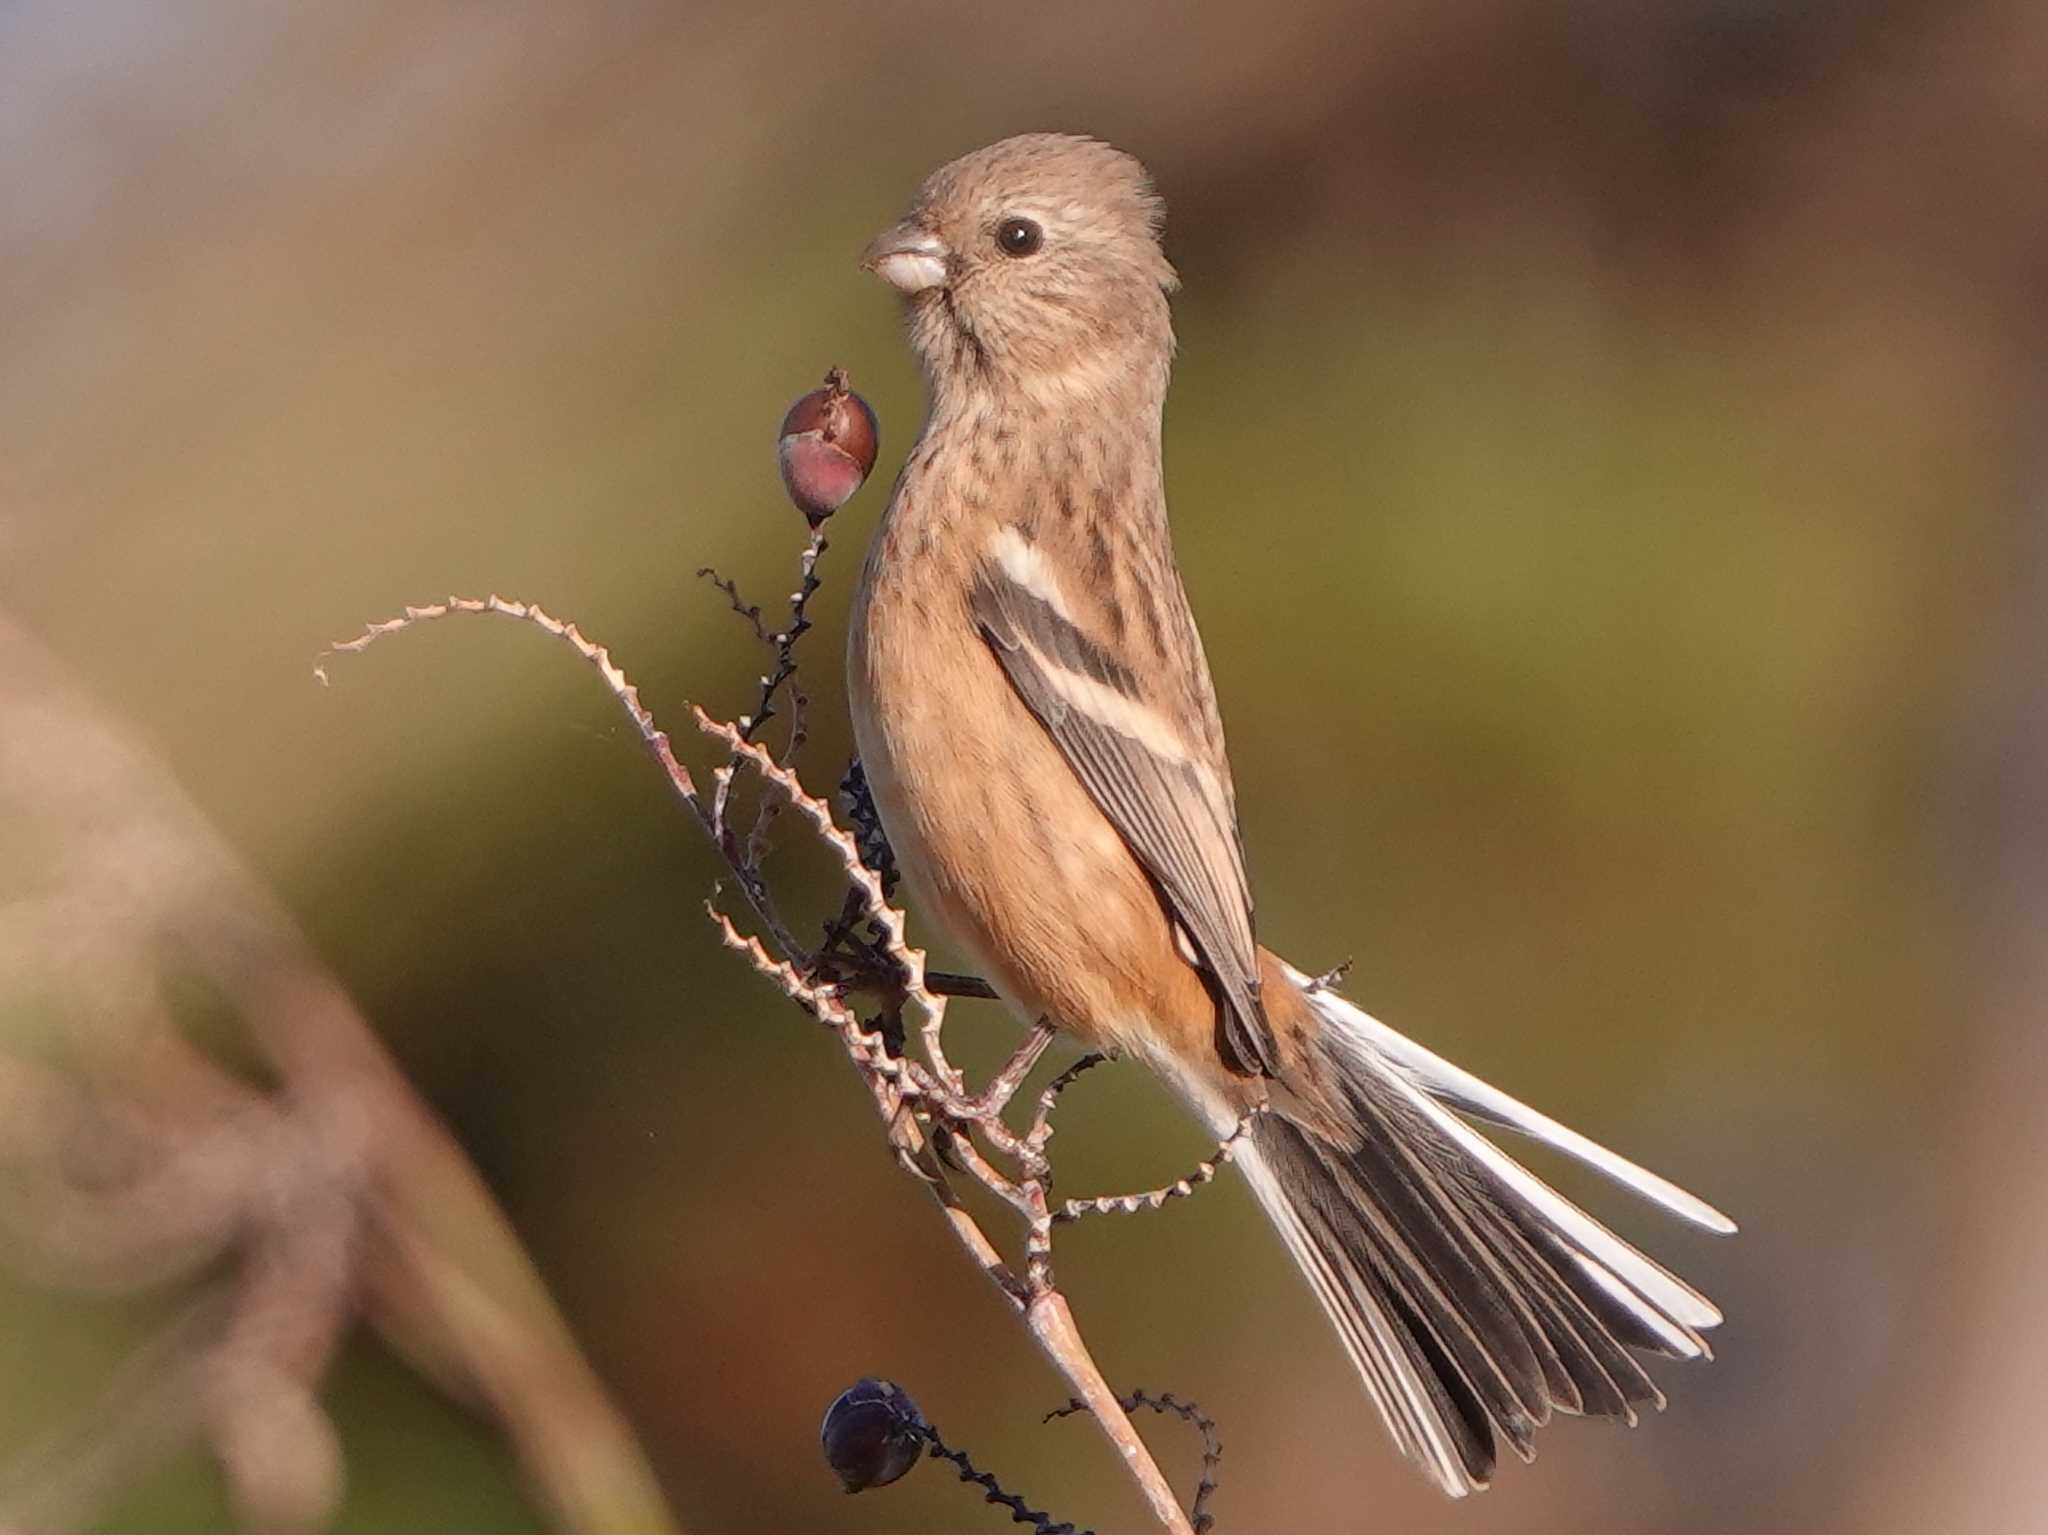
[971,560,1277,1076]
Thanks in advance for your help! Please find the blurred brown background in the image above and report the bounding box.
[4,0,2046,1530]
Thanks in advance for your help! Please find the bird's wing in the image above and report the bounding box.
[970,529,1276,1076]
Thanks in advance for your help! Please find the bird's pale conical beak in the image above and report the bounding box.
[861,223,948,295]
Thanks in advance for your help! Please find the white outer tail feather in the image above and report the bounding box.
[1290,968,1728,1335]
[1280,963,1737,1237]
[1220,966,1734,1496]
[1235,1136,1484,1495]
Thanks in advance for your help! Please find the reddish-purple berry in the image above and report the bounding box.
[778,367,878,522]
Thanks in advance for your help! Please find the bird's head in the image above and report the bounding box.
[862,133,1179,406]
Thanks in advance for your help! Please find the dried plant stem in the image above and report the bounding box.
[1053,1109,1267,1224]
[691,706,965,1096]
[1047,1390,1223,1534]
[921,1423,1079,1535]
[1026,1295,1193,1531]
[316,576,1206,1535]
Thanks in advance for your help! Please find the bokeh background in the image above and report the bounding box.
[4,1,2047,1531]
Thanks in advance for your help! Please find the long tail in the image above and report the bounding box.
[1236,962,1733,1497]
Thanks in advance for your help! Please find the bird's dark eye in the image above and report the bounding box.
[995,217,1043,258]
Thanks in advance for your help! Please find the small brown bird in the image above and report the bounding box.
[849,132,1732,1497]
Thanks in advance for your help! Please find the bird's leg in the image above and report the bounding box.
[1025,1052,1111,1153]
[971,1019,1058,1120]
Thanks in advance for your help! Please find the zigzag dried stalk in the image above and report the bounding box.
[1046,1391,1224,1535]
[703,902,910,1088]
[315,595,699,811]
[1027,1051,1267,1227]
[1053,1108,1267,1224]
[921,1428,1081,1535]
[688,704,966,1100]
[314,570,1205,1533]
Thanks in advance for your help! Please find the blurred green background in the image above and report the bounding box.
[4,0,2046,1530]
